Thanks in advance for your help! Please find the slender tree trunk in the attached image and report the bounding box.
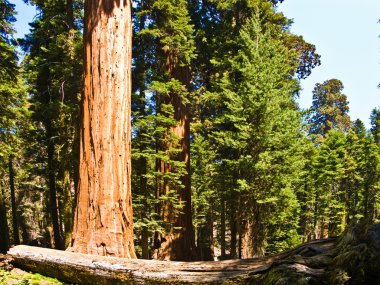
[19,217,33,244]
[240,218,254,259]
[364,184,369,219]
[69,0,136,258]
[137,0,149,259]
[196,206,214,261]
[9,155,20,245]
[314,192,319,239]
[62,170,73,247]
[66,0,74,30]
[46,123,64,250]
[252,204,266,257]
[220,197,226,259]
[229,197,237,259]
[72,119,80,215]
[0,186,9,253]
[65,0,79,235]
[139,88,149,259]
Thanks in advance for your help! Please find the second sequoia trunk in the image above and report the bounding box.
[151,0,197,261]
[154,63,196,261]
[68,0,136,258]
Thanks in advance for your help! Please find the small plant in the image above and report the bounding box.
[0,268,73,285]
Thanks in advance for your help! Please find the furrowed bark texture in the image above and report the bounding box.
[155,63,196,261]
[69,0,136,258]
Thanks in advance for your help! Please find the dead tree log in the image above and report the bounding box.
[8,239,334,284]
[7,222,380,284]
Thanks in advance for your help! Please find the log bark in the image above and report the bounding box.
[8,239,334,284]
[8,222,380,284]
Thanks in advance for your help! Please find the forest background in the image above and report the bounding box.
[0,0,380,261]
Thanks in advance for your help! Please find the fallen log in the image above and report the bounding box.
[7,239,335,284]
[7,222,380,284]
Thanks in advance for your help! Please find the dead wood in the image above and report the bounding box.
[7,222,380,284]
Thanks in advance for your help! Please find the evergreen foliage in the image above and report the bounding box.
[309,79,351,137]
[1,0,379,262]
[16,0,82,248]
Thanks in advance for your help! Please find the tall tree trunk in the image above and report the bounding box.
[0,186,9,253]
[136,0,149,259]
[138,86,149,260]
[229,195,238,259]
[46,123,64,250]
[9,155,20,245]
[62,170,73,247]
[139,95,149,259]
[69,0,136,258]
[220,197,226,259]
[154,64,196,261]
[66,0,74,30]
[240,218,254,259]
[196,206,214,261]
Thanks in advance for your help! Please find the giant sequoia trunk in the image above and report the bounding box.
[68,0,136,258]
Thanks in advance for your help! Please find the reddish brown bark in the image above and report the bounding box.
[154,62,196,261]
[68,0,136,258]
[241,219,254,259]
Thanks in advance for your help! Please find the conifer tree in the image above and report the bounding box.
[0,0,25,250]
[311,129,347,237]
[370,108,380,144]
[210,9,305,257]
[21,0,83,248]
[133,0,197,261]
[190,0,321,258]
[309,79,351,137]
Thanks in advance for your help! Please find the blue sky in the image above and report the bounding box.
[12,0,380,127]
[12,0,36,37]
[278,0,380,127]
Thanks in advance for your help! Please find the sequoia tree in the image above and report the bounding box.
[141,0,197,261]
[309,79,351,137]
[69,0,136,258]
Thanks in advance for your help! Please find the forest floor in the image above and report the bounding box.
[0,255,70,285]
